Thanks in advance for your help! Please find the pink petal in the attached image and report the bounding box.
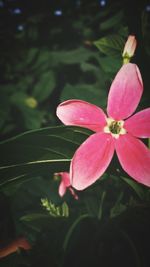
[57,172,70,197]
[70,133,115,190]
[68,187,79,200]
[115,134,150,187]
[59,181,67,197]
[125,108,150,138]
[56,99,107,132]
[107,63,143,120]
[60,172,71,187]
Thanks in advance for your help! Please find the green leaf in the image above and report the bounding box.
[62,202,69,217]
[26,47,39,66]
[11,92,28,106]
[97,191,106,220]
[0,126,91,187]
[31,50,51,71]
[11,92,44,130]
[63,214,90,251]
[80,62,99,73]
[94,34,126,56]
[16,75,34,92]
[32,71,56,102]
[121,176,146,200]
[31,47,96,71]
[60,83,107,108]
[21,108,45,130]
[98,55,122,74]
[100,10,123,31]
[52,47,96,65]
[20,213,50,222]
[110,192,126,218]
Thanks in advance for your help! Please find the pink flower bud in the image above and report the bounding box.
[122,35,137,58]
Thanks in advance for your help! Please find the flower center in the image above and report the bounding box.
[109,120,122,134]
[104,118,126,138]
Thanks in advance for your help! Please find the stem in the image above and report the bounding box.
[97,191,106,220]
[123,57,130,64]
[63,214,90,251]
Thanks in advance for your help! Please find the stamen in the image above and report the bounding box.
[104,118,126,138]
[109,121,121,134]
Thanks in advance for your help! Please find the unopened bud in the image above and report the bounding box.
[122,35,137,64]
[25,97,38,108]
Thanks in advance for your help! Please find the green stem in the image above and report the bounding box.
[123,57,130,64]
[63,214,90,251]
[97,191,106,220]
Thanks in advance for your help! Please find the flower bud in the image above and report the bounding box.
[25,97,38,108]
[122,35,137,63]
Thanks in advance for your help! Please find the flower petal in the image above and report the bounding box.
[70,132,115,190]
[57,172,71,197]
[0,238,31,259]
[125,108,150,138]
[56,99,106,132]
[68,187,79,200]
[60,172,71,186]
[17,238,31,250]
[115,134,150,187]
[107,63,143,120]
[59,181,67,197]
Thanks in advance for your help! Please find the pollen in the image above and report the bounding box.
[104,118,126,138]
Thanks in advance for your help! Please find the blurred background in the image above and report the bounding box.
[1,0,150,139]
[0,0,150,266]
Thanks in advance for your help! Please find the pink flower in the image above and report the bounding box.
[122,35,137,58]
[54,172,78,199]
[56,63,150,190]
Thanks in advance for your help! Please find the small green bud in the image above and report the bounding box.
[25,97,38,108]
